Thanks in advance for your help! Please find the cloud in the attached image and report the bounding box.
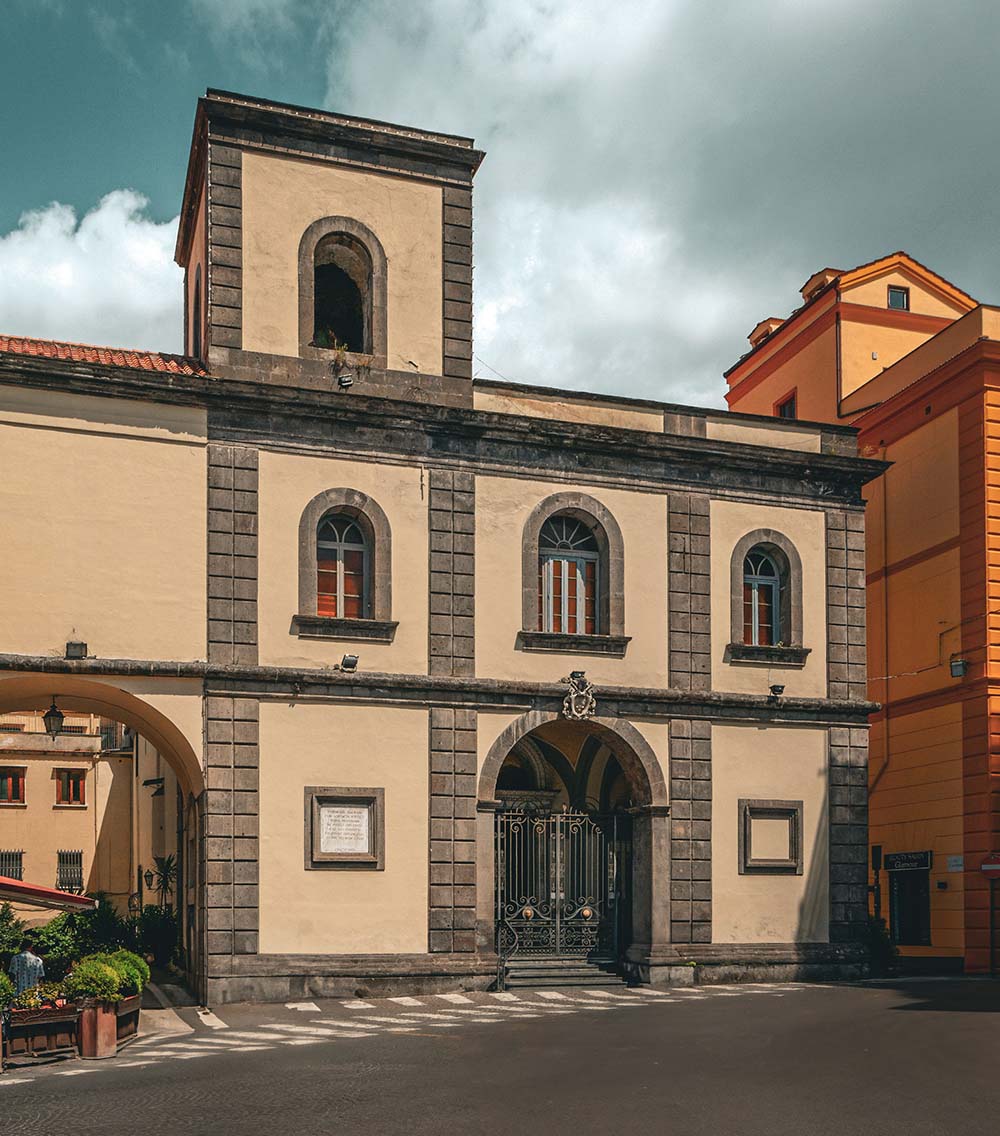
[0,191,182,354]
[319,0,1000,406]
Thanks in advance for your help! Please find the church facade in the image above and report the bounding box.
[0,90,883,1003]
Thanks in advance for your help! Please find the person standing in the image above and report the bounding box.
[8,938,44,996]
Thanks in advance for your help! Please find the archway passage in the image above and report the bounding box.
[0,674,204,993]
[491,719,646,964]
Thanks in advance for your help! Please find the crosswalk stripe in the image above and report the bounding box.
[489,992,520,1001]
[285,1001,320,1012]
[536,991,571,1000]
[196,1008,229,1029]
[387,996,424,1006]
[437,993,474,1004]
[0,1077,33,1085]
[55,1069,97,1076]
[343,1000,374,1009]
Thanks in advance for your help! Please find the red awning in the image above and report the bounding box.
[0,876,98,912]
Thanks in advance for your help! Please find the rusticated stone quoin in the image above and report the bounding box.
[668,494,711,691]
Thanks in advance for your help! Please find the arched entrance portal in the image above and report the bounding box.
[480,713,669,978]
[0,673,205,993]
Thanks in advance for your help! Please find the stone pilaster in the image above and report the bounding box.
[442,186,473,381]
[428,469,475,677]
[207,444,258,666]
[828,727,869,943]
[669,719,712,944]
[428,707,478,952]
[826,509,867,701]
[207,142,243,351]
[668,494,711,691]
[204,696,260,959]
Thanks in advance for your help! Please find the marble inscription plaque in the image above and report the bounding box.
[319,804,371,855]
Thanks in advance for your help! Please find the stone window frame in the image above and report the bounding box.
[297,216,388,369]
[518,492,629,657]
[738,798,803,875]
[727,528,809,666]
[292,488,397,642]
[304,786,385,871]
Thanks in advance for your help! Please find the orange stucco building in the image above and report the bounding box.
[726,252,1000,974]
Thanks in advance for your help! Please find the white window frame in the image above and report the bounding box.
[743,551,781,646]
[317,515,370,619]
[540,551,599,634]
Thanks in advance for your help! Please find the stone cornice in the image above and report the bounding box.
[0,354,888,504]
[0,654,878,724]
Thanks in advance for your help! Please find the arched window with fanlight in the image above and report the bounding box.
[729,530,805,661]
[538,514,601,635]
[742,547,783,646]
[294,488,396,641]
[316,513,370,619]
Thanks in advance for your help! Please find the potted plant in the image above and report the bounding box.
[66,950,148,1058]
[3,979,80,1060]
[65,957,122,1059]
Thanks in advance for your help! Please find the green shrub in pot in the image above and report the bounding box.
[111,949,149,991]
[0,971,14,1008]
[63,958,122,1003]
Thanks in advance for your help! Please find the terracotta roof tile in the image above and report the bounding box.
[0,334,208,376]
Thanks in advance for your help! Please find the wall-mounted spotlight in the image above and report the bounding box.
[336,371,354,389]
[64,641,88,660]
[43,698,64,739]
[950,658,968,679]
[767,684,785,706]
[337,654,359,673]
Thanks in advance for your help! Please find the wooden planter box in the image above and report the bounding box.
[4,1005,80,1059]
[116,994,141,1044]
[78,996,142,1059]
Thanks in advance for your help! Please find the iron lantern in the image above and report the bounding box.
[43,699,64,739]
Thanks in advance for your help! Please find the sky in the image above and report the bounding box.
[1,0,999,408]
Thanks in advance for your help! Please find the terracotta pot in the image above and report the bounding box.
[78,1000,118,1059]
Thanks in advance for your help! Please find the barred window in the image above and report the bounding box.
[57,850,84,893]
[0,850,23,880]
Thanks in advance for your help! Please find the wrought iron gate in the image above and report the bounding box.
[495,810,631,959]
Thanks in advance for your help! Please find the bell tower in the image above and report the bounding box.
[174,89,484,405]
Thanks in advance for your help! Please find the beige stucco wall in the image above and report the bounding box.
[710,499,828,698]
[711,724,829,943]
[0,385,207,662]
[258,702,428,954]
[475,476,668,686]
[241,150,443,373]
[705,419,822,453]
[257,451,428,673]
[473,389,664,433]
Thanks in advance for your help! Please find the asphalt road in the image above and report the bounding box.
[3,980,998,1135]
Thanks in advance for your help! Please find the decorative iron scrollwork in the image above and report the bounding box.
[561,670,596,721]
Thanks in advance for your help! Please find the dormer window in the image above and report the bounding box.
[312,233,372,353]
[887,285,910,312]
